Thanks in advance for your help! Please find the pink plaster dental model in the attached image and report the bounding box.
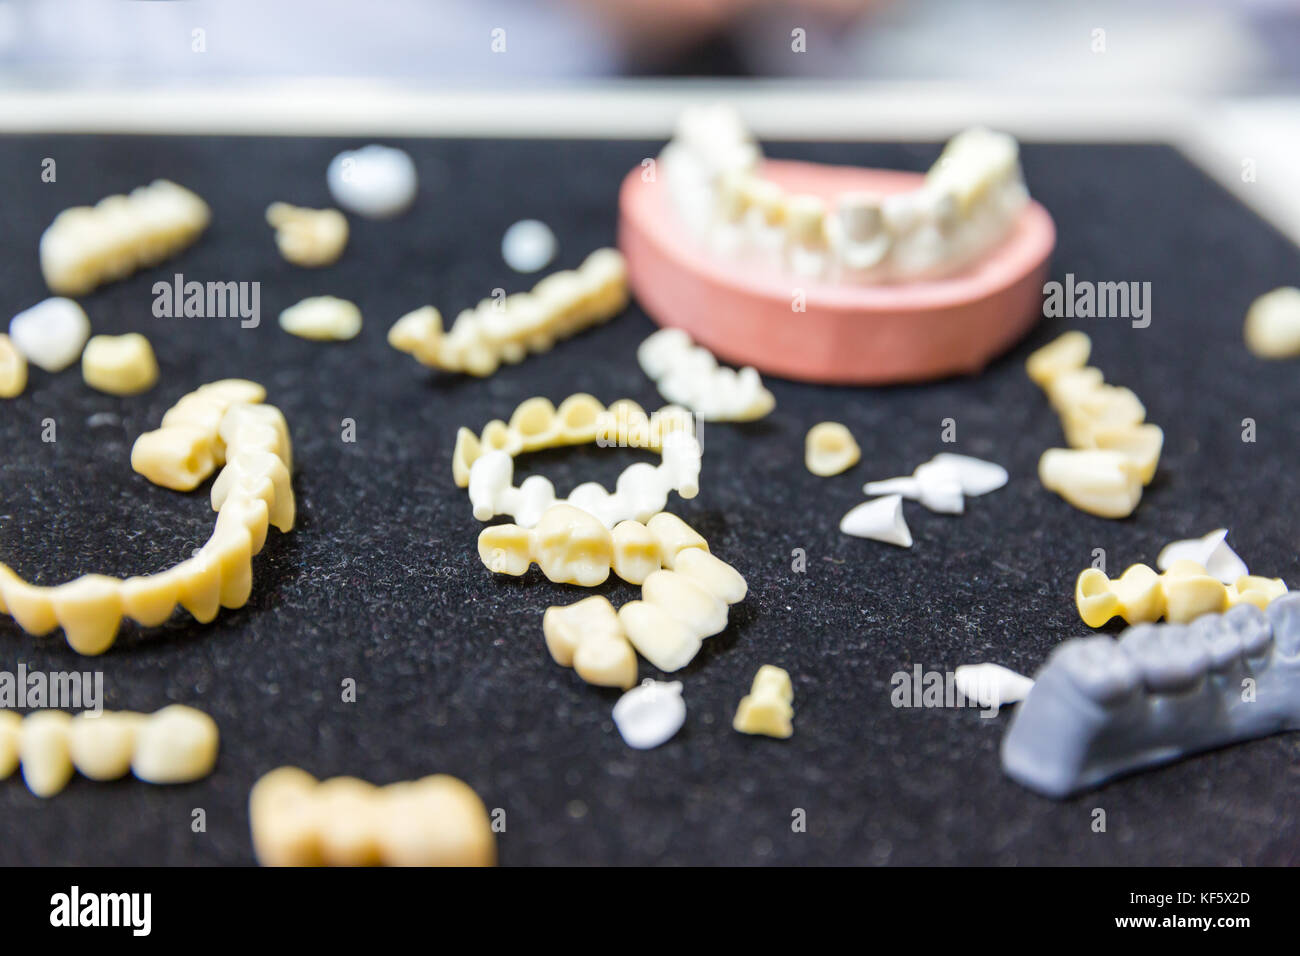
[618,106,1055,384]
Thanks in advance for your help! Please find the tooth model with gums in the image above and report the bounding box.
[620,106,1055,384]
[1001,596,1300,797]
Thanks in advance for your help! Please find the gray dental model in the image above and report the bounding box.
[1001,593,1300,797]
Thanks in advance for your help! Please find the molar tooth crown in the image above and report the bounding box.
[733,665,795,738]
[542,595,637,689]
[637,327,774,422]
[387,248,627,377]
[2,380,294,654]
[2,706,218,798]
[249,767,496,867]
[1027,331,1163,518]
[1075,560,1287,628]
[1001,602,1300,797]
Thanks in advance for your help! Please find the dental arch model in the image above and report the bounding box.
[40,180,210,296]
[1001,595,1300,797]
[0,379,294,655]
[388,248,628,377]
[457,395,702,529]
[619,106,1055,384]
[1,705,219,798]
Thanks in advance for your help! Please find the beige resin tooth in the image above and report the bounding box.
[452,427,482,488]
[175,552,222,623]
[265,202,349,268]
[121,570,183,627]
[249,767,324,866]
[278,296,362,341]
[508,397,559,451]
[1039,448,1143,519]
[805,421,861,477]
[50,574,123,656]
[645,512,709,569]
[556,393,605,444]
[204,524,255,608]
[212,451,294,532]
[733,664,795,739]
[1026,330,1091,387]
[197,378,267,405]
[216,492,271,554]
[388,306,444,366]
[532,504,613,587]
[674,548,748,605]
[618,600,703,673]
[220,403,292,470]
[376,775,497,868]
[69,712,142,781]
[611,520,663,586]
[1090,422,1164,485]
[0,711,20,779]
[316,777,383,866]
[20,711,75,797]
[0,568,59,635]
[643,569,728,638]
[130,704,219,784]
[81,332,159,396]
[478,524,533,576]
[129,424,216,492]
[542,595,637,689]
[480,419,522,456]
[1243,286,1300,358]
[1,333,30,398]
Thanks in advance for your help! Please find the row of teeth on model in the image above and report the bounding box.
[387,248,628,377]
[0,705,218,798]
[1030,596,1298,705]
[0,380,294,655]
[39,180,211,296]
[660,105,1028,283]
[1076,559,1287,628]
[1027,331,1164,518]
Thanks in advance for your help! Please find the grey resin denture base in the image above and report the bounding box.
[1001,594,1300,798]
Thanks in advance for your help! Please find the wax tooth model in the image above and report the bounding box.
[1157,529,1248,585]
[839,494,913,547]
[1026,331,1163,517]
[265,202,349,267]
[659,107,1028,283]
[81,333,159,395]
[863,452,1008,515]
[483,508,714,588]
[0,379,294,654]
[1075,559,1286,628]
[39,180,210,295]
[326,144,418,219]
[805,422,860,477]
[542,530,748,675]
[249,766,496,866]
[1001,595,1300,797]
[1,705,218,798]
[613,680,687,749]
[1243,286,1300,359]
[278,295,363,341]
[388,248,628,377]
[637,327,775,422]
[953,663,1034,710]
[0,334,26,398]
[733,665,794,738]
[8,298,91,373]
[461,397,701,529]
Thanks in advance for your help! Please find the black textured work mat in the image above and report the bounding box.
[1,134,1297,866]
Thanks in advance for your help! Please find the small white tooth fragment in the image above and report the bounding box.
[0,333,27,398]
[81,332,159,395]
[839,495,913,547]
[501,219,557,274]
[1038,448,1142,519]
[130,704,219,784]
[805,422,861,477]
[1157,529,1250,585]
[1243,286,1300,358]
[265,202,349,267]
[924,453,1009,496]
[20,710,75,797]
[278,296,362,341]
[8,297,91,372]
[327,144,417,219]
[733,665,794,738]
[612,680,686,750]
[953,663,1034,710]
[0,711,21,779]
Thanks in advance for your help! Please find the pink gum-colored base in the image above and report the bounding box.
[618,160,1056,384]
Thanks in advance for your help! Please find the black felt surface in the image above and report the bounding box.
[1,134,1297,866]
